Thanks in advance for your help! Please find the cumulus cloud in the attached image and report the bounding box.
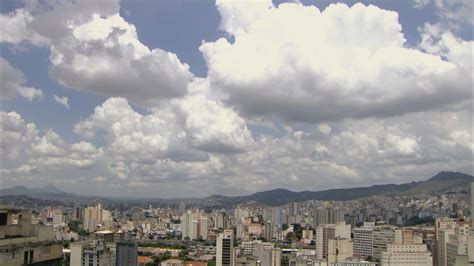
[201,1,471,123]
[1,111,101,174]
[1,57,43,101]
[419,23,473,68]
[73,84,254,179]
[434,0,473,26]
[1,0,192,107]
[0,9,48,45]
[0,0,472,196]
[53,95,70,109]
[175,79,254,153]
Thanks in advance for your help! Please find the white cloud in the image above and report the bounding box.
[413,0,431,9]
[174,79,254,153]
[0,9,48,45]
[419,23,473,68]
[318,124,332,135]
[0,1,472,196]
[434,0,473,26]
[201,2,471,123]
[1,111,102,174]
[1,2,192,107]
[53,94,70,109]
[0,57,43,101]
[17,86,44,102]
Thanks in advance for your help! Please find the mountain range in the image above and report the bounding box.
[1,171,472,207]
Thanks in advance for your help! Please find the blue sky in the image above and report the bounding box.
[0,0,457,140]
[1,0,472,197]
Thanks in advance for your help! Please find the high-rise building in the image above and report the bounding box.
[314,208,345,228]
[353,222,375,259]
[264,222,273,241]
[373,226,399,260]
[181,210,209,240]
[289,203,299,216]
[316,224,335,259]
[435,217,466,266]
[445,221,470,266]
[116,241,138,266]
[328,238,353,264]
[314,208,329,228]
[316,222,350,260]
[329,209,345,224]
[252,243,281,266]
[381,244,433,266]
[381,228,432,266]
[83,204,113,232]
[71,240,115,266]
[270,207,283,227]
[199,217,209,240]
[179,202,186,214]
[217,229,235,266]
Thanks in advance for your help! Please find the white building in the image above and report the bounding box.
[353,222,374,259]
[381,244,433,266]
[217,229,235,266]
[70,240,115,266]
[316,223,351,259]
[328,238,353,264]
[373,226,399,260]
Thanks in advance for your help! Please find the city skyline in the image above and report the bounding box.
[1,0,473,198]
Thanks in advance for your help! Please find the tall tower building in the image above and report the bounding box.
[217,229,234,266]
[373,226,398,260]
[314,208,329,228]
[328,238,354,264]
[116,241,138,266]
[179,202,186,214]
[289,202,299,216]
[353,222,375,259]
[329,208,345,224]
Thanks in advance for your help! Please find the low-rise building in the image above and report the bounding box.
[0,204,63,266]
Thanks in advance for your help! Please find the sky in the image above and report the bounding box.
[0,0,472,198]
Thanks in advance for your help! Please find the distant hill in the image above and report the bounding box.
[403,171,474,195]
[202,171,473,206]
[0,185,83,201]
[32,185,65,194]
[1,171,472,207]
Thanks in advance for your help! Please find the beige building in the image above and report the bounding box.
[0,204,63,265]
[435,217,471,266]
[373,226,400,260]
[316,222,351,259]
[328,238,353,264]
[353,222,375,259]
[381,244,433,266]
[83,204,113,232]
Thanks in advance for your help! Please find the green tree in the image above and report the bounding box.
[68,220,81,232]
[78,229,89,237]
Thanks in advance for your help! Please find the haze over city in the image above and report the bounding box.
[1,0,472,199]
